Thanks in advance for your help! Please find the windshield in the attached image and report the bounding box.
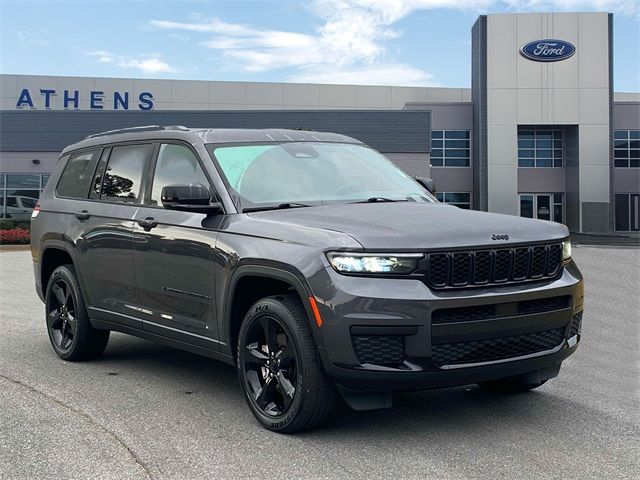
[207,142,435,211]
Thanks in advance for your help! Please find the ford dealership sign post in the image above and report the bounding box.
[520,39,576,62]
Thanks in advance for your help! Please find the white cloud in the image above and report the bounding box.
[290,63,435,86]
[86,50,176,74]
[148,0,639,85]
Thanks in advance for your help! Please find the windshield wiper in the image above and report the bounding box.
[243,202,312,213]
[354,197,405,203]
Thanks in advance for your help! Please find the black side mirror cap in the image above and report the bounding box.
[413,176,436,195]
[161,184,223,214]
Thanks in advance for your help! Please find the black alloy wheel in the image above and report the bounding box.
[243,315,298,417]
[237,295,338,433]
[47,277,77,352]
[45,264,110,361]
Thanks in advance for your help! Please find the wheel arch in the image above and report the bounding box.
[222,264,323,358]
[39,241,89,305]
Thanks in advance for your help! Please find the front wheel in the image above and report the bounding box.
[237,294,338,433]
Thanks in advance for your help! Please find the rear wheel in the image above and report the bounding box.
[237,294,338,433]
[477,379,547,393]
[45,265,109,361]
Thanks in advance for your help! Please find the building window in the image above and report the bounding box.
[0,173,48,220]
[518,127,563,168]
[519,193,564,223]
[615,193,639,231]
[614,130,640,168]
[430,130,470,167]
[436,192,471,209]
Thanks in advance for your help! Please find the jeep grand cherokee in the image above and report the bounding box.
[31,126,583,432]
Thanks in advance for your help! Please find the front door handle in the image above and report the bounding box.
[74,210,90,220]
[137,217,158,231]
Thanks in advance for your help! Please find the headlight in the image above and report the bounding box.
[562,240,572,263]
[326,252,422,274]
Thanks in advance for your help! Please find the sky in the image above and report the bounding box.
[1,0,639,91]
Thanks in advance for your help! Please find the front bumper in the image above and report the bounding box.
[310,260,584,392]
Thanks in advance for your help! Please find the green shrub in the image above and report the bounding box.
[0,220,31,231]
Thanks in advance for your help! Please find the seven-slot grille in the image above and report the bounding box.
[427,243,563,289]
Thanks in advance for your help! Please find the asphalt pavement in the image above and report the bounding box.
[0,247,638,479]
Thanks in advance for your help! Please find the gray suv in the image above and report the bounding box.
[31,126,584,432]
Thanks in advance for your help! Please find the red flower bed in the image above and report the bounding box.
[0,228,31,245]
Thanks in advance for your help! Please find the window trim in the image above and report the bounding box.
[430,130,471,168]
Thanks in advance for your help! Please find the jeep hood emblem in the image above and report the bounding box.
[491,234,509,241]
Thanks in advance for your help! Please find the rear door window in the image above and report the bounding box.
[56,150,101,199]
[100,144,153,202]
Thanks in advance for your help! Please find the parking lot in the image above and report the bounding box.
[0,246,638,480]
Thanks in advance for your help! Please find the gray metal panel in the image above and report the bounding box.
[612,102,640,129]
[472,16,488,211]
[608,13,615,232]
[0,110,430,153]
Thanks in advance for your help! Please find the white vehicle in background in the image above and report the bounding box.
[4,195,38,220]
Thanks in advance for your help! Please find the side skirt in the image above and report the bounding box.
[91,318,236,366]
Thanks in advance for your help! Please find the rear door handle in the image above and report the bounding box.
[74,210,90,220]
[137,217,158,231]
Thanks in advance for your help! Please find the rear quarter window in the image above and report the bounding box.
[56,150,101,199]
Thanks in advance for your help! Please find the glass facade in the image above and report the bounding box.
[430,130,470,167]
[436,192,471,209]
[0,173,49,220]
[518,127,563,168]
[614,130,640,168]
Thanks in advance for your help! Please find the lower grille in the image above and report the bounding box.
[431,296,571,324]
[352,335,404,365]
[432,328,565,366]
[568,313,582,337]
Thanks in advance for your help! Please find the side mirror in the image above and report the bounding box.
[161,184,222,213]
[414,176,436,195]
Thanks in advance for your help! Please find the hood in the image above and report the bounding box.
[245,202,569,250]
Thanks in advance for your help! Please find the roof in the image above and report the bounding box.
[61,126,362,154]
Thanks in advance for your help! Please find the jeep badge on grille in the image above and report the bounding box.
[491,234,509,240]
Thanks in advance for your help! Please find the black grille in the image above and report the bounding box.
[568,314,582,337]
[426,243,563,289]
[352,335,404,365]
[432,304,496,323]
[432,328,565,366]
[431,296,571,324]
[518,296,571,315]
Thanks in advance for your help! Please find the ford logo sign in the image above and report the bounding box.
[520,39,575,62]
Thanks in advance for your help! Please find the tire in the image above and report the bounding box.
[45,264,110,361]
[477,379,547,393]
[237,294,338,433]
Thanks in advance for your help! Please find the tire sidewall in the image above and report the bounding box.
[237,298,307,431]
[45,266,81,360]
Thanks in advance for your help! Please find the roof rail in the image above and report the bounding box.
[85,125,189,140]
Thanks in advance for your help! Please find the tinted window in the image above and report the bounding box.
[100,144,152,202]
[150,144,209,207]
[56,150,100,198]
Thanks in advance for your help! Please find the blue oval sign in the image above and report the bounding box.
[520,39,575,62]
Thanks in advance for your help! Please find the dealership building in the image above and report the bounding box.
[0,11,638,232]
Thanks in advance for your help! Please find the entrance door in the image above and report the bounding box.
[536,194,552,221]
